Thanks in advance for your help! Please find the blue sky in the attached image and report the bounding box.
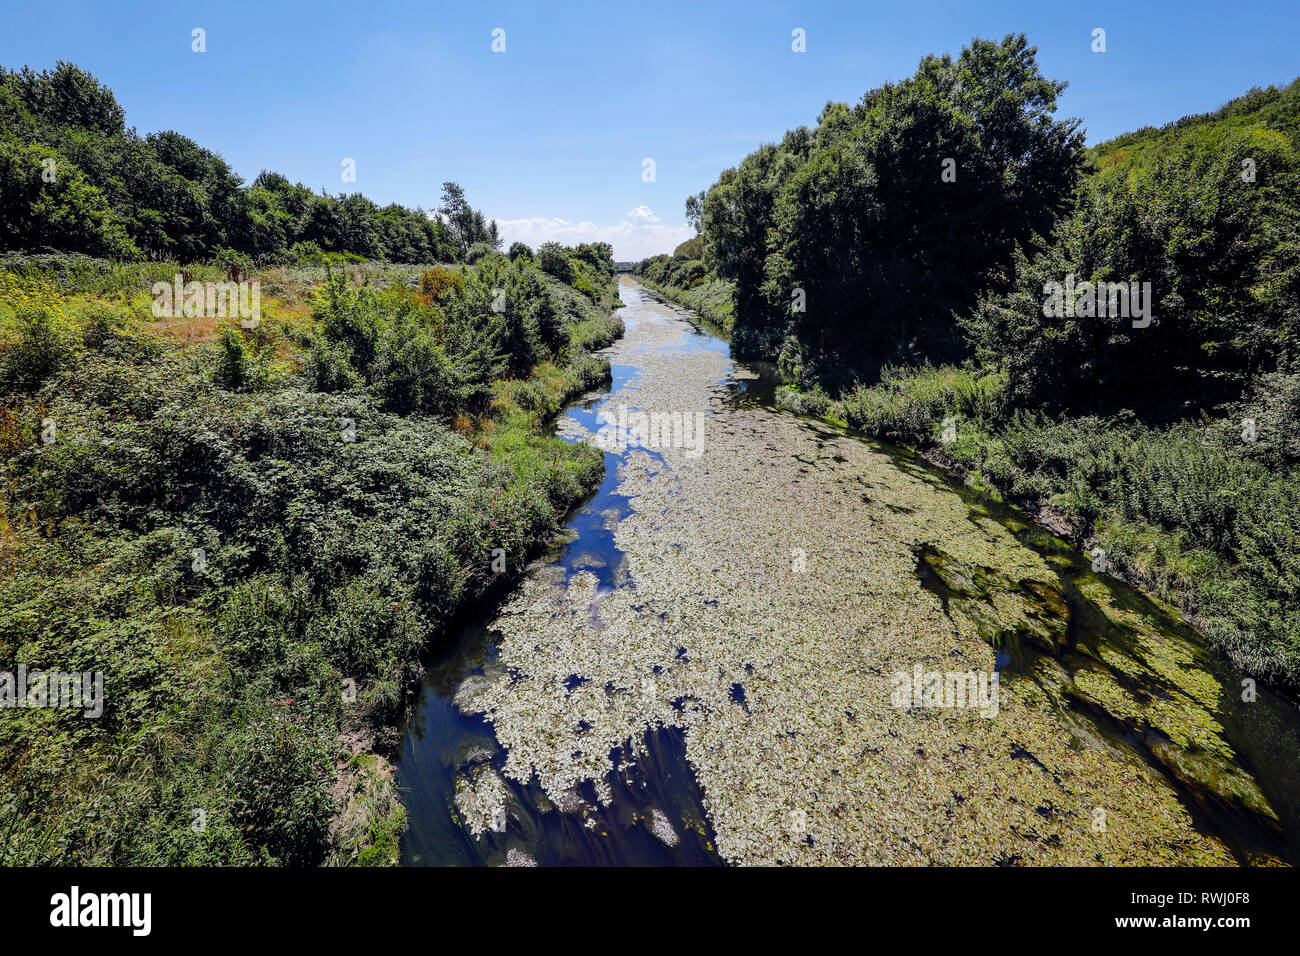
[2,0,1297,259]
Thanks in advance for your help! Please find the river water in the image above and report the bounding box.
[395,278,1300,866]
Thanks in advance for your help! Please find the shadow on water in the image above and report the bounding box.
[793,399,1300,865]
[399,666,721,867]
[397,524,724,864]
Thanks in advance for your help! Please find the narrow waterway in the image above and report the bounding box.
[396,278,1300,866]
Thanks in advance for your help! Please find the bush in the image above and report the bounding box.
[775,385,833,417]
[569,313,623,352]
[212,248,254,280]
[418,266,463,304]
[304,337,362,392]
[4,305,79,386]
[838,365,1002,443]
[568,352,611,391]
[1234,372,1300,469]
[315,269,380,372]
[464,242,495,264]
[370,322,474,418]
[79,300,130,347]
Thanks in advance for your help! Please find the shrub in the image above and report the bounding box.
[1233,372,1300,469]
[775,385,833,417]
[569,313,624,352]
[464,242,496,264]
[304,337,362,393]
[837,366,1006,442]
[4,305,78,386]
[568,352,611,391]
[370,322,473,418]
[418,266,463,304]
[212,248,254,280]
[79,300,130,347]
[315,270,380,372]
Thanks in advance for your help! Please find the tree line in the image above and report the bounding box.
[643,34,1300,424]
[0,61,500,266]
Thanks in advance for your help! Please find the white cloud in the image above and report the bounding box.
[491,206,691,262]
[625,204,659,223]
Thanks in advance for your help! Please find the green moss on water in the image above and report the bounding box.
[915,538,1282,832]
[452,280,1285,866]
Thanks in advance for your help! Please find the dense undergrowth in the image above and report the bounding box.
[0,247,623,865]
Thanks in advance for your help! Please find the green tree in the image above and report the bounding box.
[700,34,1084,383]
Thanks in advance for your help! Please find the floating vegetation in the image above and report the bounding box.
[454,764,510,839]
[436,281,1300,866]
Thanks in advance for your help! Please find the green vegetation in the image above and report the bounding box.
[0,248,620,865]
[784,366,1300,687]
[677,35,1083,385]
[0,62,500,265]
[634,238,734,332]
[643,38,1300,691]
[0,64,625,864]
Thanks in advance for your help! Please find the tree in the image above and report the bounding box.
[439,181,472,258]
[699,34,1084,383]
[7,61,124,136]
[963,125,1300,420]
[0,138,138,257]
[0,61,483,266]
[537,242,574,283]
[685,190,705,233]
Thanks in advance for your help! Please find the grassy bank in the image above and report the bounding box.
[773,367,1300,692]
[633,262,734,333]
[0,248,623,865]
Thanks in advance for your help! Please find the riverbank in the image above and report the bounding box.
[635,273,734,334]
[770,367,1300,699]
[0,251,623,865]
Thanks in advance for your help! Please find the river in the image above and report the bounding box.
[395,278,1300,866]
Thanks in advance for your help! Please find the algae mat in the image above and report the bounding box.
[451,279,1287,866]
